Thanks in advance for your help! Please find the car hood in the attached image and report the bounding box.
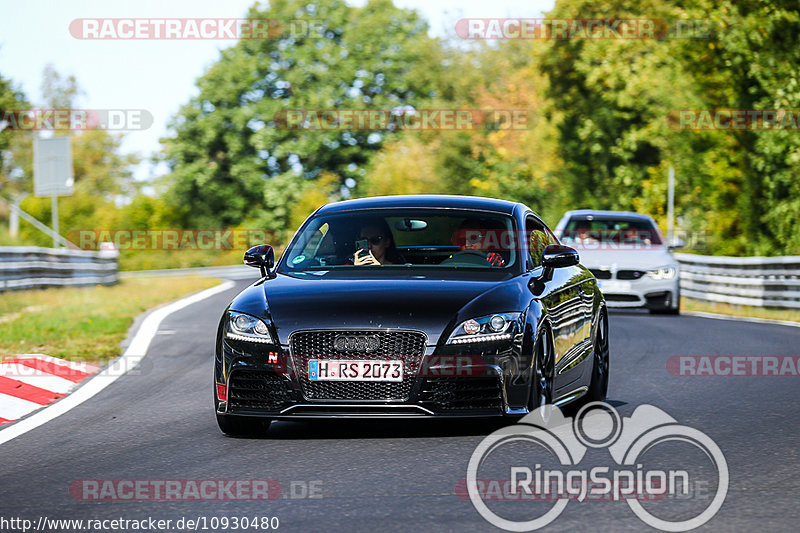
[229,272,522,346]
[574,246,676,270]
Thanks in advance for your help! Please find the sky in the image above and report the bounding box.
[0,0,554,180]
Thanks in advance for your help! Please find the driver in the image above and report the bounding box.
[351,219,402,265]
[448,219,506,267]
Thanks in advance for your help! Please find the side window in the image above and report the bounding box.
[526,216,552,268]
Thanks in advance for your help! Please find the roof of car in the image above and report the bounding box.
[562,209,655,220]
[316,195,522,215]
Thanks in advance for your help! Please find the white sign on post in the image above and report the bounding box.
[34,136,74,197]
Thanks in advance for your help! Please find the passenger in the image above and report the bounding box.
[447,219,506,267]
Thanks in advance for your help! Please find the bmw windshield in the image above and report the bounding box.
[280,209,518,273]
[560,216,663,247]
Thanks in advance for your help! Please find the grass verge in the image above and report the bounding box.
[682,297,800,324]
[0,276,220,362]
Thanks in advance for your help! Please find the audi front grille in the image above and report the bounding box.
[289,329,426,402]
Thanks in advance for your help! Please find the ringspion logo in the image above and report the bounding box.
[466,402,728,531]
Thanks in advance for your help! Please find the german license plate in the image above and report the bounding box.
[308,360,403,382]
[598,280,631,293]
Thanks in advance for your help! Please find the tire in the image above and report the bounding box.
[586,308,610,402]
[649,307,680,315]
[216,413,271,436]
[530,326,554,410]
[649,291,680,315]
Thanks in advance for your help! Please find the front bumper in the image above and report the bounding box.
[221,370,506,419]
[597,277,679,310]
[215,331,522,419]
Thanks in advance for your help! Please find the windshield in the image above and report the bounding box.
[560,216,663,247]
[280,209,518,272]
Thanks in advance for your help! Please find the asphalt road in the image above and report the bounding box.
[1,277,799,532]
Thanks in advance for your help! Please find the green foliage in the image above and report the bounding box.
[0,71,29,196]
[682,0,800,255]
[161,0,451,231]
[6,0,800,261]
[536,0,800,254]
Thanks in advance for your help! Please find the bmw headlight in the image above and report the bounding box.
[446,312,521,344]
[646,265,678,280]
[225,311,275,344]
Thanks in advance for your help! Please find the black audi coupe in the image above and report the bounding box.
[214,195,609,434]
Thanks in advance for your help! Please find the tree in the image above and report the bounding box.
[13,66,139,246]
[162,0,452,232]
[0,71,29,197]
[358,135,446,196]
[536,0,800,255]
[680,0,800,255]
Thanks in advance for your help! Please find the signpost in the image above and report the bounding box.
[667,166,675,245]
[33,136,74,247]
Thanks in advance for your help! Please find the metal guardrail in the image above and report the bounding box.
[119,264,257,280]
[0,246,119,291]
[675,253,800,309]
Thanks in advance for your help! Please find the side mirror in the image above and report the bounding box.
[542,244,580,269]
[244,244,275,278]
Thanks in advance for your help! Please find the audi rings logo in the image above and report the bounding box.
[333,335,380,352]
[466,402,729,531]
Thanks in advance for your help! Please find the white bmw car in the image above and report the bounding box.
[554,210,680,314]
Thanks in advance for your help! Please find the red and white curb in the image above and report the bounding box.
[0,354,100,425]
[0,280,234,446]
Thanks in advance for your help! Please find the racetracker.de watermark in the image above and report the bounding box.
[68,229,275,251]
[455,476,716,502]
[69,18,282,40]
[247,354,492,378]
[68,479,322,500]
[668,109,800,131]
[0,109,153,131]
[667,355,800,376]
[272,109,535,131]
[455,18,713,40]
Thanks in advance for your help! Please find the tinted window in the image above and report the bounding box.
[281,209,517,272]
[560,216,662,246]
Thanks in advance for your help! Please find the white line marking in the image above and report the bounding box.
[0,280,236,446]
[0,393,43,420]
[0,364,75,394]
[683,311,800,328]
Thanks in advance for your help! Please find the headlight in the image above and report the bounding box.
[225,311,275,344]
[646,265,677,280]
[446,312,521,344]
